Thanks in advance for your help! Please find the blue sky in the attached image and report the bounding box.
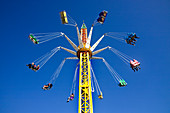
[0,0,170,113]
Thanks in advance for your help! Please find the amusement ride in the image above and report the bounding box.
[26,10,141,113]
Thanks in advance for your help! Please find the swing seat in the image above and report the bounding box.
[98,94,103,99]
[60,11,68,24]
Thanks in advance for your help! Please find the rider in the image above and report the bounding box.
[35,41,38,44]
[125,37,135,46]
[31,62,35,68]
[97,16,105,24]
[133,59,141,71]
[126,33,140,46]
[70,93,74,100]
[42,83,53,90]
[26,62,35,69]
[36,65,40,71]
[128,33,139,41]
[131,33,140,39]
[26,63,32,69]
[130,59,141,72]
[130,60,135,72]
[67,93,74,102]
[33,64,37,70]
[99,11,107,17]
[98,92,103,99]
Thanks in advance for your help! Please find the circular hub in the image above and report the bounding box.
[77,48,92,59]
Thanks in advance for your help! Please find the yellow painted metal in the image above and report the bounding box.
[79,52,93,113]
[87,53,93,112]
[79,53,82,113]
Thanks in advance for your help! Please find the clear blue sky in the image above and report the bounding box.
[0,0,170,113]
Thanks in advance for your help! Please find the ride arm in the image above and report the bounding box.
[86,25,94,48]
[92,46,110,55]
[65,57,79,60]
[61,33,79,51]
[60,46,77,56]
[76,24,84,48]
[90,34,105,51]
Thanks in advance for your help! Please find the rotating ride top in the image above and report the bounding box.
[26,10,141,113]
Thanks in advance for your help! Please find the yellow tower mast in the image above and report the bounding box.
[78,23,93,113]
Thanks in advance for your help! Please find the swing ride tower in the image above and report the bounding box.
[79,52,93,113]
[78,23,93,113]
[27,10,141,113]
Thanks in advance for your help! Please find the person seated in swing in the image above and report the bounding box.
[35,41,39,44]
[67,93,74,102]
[26,62,39,71]
[118,79,127,87]
[97,16,105,24]
[70,93,74,100]
[33,65,40,71]
[125,37,135,46]
[33,38,39,44]
[98,92,103,99]
[128,33,140,40]
[132,33,140,39]
[130,60,136,72]
[32,64,37,70]
[36,65,40,71]
[133,59,141,71]
[42,83,53,90]
[130,60,141,72]
[26,62,35,69]
[99,10,108,17]
[26,63,32,69]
